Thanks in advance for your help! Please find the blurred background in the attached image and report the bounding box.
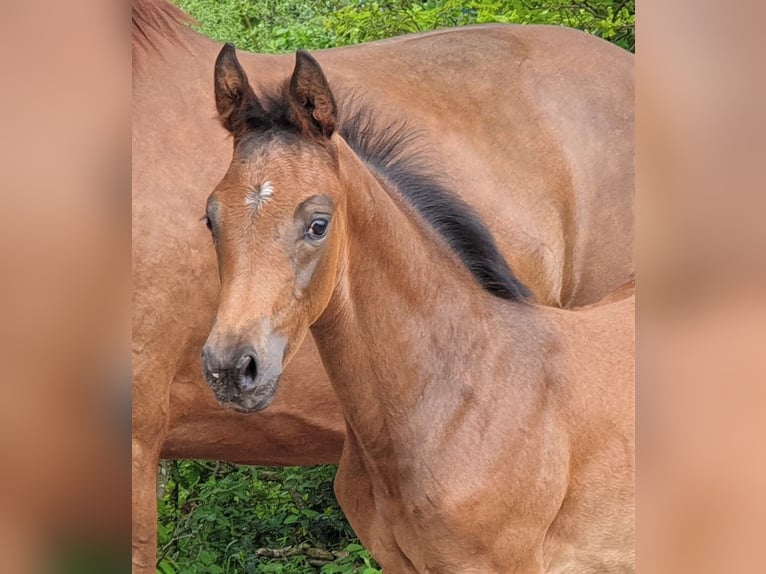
[0,1,130,571]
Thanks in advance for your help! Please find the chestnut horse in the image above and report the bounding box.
[132,0,633,570]
[201,47,635,572]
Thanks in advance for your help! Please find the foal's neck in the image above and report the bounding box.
[311,139,527,450]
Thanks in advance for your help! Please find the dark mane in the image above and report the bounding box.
[238,88,530,301]
[337,100,530,301]
[132,0,192,57]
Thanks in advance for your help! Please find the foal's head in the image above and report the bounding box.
[202,45,345,411]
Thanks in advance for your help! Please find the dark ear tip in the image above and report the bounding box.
[295,49,319,68]
[216,43,238,65]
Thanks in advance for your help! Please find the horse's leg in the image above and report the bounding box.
[132,360,172,574]
[132,436,162,573]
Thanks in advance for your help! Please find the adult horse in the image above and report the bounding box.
[132,0,633,570]
[201,47,635,572]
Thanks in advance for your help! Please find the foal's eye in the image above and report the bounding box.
[307,217,329,240]
[203,216,212,231]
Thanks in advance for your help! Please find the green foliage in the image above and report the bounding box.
[174,0,344,52]
[325,0,633,50]
[157,462,379,573]
[175,0,634,53]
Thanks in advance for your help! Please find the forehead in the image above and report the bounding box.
[237,132,335,176]
[211,133,335,204]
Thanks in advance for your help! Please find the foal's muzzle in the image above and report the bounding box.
[202,344,279,412]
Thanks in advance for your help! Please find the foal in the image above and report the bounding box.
[202,46,635,573]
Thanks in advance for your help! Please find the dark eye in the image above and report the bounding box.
[203,216,212,231]
[307,217,329,240]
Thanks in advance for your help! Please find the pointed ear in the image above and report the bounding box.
[214,43,262,136]
[288,50,336,138]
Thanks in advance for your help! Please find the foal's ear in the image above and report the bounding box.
[288,50,336,138]
[214,43,262,136]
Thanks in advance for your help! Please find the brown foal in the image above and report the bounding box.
[202,47,634,573]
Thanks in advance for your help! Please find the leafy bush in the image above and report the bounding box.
[175,0,634,53]
[157,461,379,573]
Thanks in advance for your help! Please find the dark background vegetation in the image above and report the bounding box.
[158,1,634,572]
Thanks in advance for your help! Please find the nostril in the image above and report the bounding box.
[244,355,257,378]
[239,354,258,391]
